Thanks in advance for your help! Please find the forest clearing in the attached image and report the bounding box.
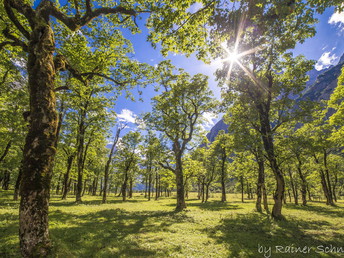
[1,190,344,257]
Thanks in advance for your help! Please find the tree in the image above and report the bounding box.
[211,0,316,219]
[146,61,215,211]
[212,130,232,202]
[141,132,162,201]
[102,124,123,203]
[1,0,207,254]
[115,131,141,202]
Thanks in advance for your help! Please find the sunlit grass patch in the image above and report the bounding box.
[1,190,343,257]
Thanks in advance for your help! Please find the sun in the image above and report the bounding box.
[225,51,240,64]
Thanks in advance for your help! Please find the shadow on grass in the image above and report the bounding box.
[49,208,193,257]
[50,198,142,207]
[204,212,344,257]
[285,203,344,218]
[163,199,243,211]
[186,201,242,211]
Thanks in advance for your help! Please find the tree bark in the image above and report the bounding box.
[175,155,186,211]
[19,22,57,257]
[258,105,285,219]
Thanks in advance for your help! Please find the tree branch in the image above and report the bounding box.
[4,0,35,29]
[0,140,12,163]
[46,1,141,31]
[158,161,176,174]
[3,1,31,39]
[1,28,28,51]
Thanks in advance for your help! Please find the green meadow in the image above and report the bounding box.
[1,190,343,258]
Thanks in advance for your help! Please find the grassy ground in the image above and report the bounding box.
[1,190,344,258]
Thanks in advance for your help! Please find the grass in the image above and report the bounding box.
[1,190,344,257]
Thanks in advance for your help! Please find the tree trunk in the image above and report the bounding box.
[14,164,23,201]
[19,23,57,257]
[55,172,62,195]
[288,168,298,205]
[220,158,227,202]
[262,182,269,213]
[307,184,312,201]
[155,171,159,200]
[144,176,148,198]
[314,154,334,205]
[201,178,205,203]
[296,158,307,205]
[205,183,210,202]
[256,153,265,212]
[257,99,285,220]
[129,177,133,198]
[197,179,201,200]
[92,177,98,196]
[81,179,87,197]
[2,170,10,190]
[323,150,334,205]
[240,176,244,203]
[103,128,121,203]
[121,172,128,201]
[333,173,338,202]
[0,140,12,163]
[148,173,152,201]
[175,157,186,211]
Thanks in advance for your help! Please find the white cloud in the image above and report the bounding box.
[117,109,137,123]
[200,112,218,131]
[329,9,344,31]
[315,51,339,71]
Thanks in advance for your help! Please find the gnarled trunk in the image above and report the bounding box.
[20,24,57,257]
[258,103,285,220]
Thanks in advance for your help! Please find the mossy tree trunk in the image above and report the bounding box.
[19,22,58,257]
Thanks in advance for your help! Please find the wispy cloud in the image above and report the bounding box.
[200,112,218,131]
[315,51,339,71]
[329,8,344,31]
[117,109,136,123]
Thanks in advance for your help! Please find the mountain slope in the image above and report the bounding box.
[207,53,344,141]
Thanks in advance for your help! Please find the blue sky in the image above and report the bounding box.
[114,5,344,136]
